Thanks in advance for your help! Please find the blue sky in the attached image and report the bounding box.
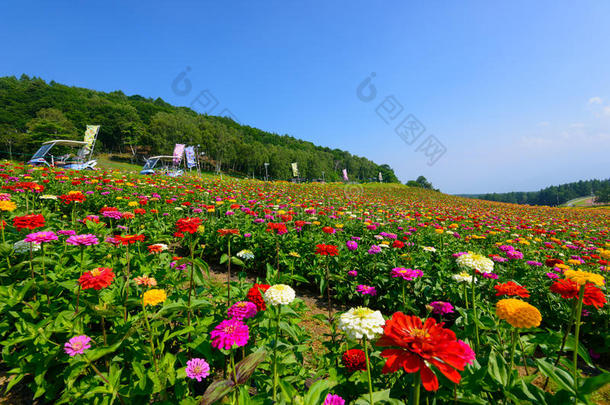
[2,1,609,194]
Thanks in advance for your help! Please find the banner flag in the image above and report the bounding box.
[173,144,185,165]
[291,162,299,177]
[82,125,100,154]
[378,172,383,182]
[342,169,349,181]
[185,146,197,168]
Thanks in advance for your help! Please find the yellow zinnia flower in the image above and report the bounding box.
[0,201,17,212]
[496,299,541,329]
[564,269,605,287]
[142,289,167,306]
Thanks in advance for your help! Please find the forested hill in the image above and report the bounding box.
[466,178,610,206]
[0,75,398,182]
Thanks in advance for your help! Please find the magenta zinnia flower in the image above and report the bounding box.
[58,229,77,236]
[357,284,377,296]
[324,394,346,405]
[429,301,454,315]
[390,267,423,281]
[66,234,99,246]
[64,335,92,356]
[346,240,358,251]
[227,301,258,320]
[367,245,381,254]
[210,318,250,350]
[24,231,58,244]
[185,358,211,381]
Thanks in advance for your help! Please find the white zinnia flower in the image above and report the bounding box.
[456,251,494,274]
[14,240,41,254]
[422,246,437,252]
[264,284,296,306]
[338,307,385,340]
[236,249,254,260]
[452,271,477,284]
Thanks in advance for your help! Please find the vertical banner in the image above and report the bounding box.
[173,144,185,165]
[342,168,349,181]
[82,125,100,155]
[291,162,299,177]
[185,146,197,168]
[378,172,383,182]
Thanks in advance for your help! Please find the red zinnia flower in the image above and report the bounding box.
[392,240,405,249]
[59,192,86,204]
[266,222,288,235]
[315,244,339,256]
[545,258,564,267]
[217,228,240,236]
[79,267,115,290]
[176,217,202,234]
[376,312,474,391]
[494,281,530,298]
[116,234,146,245]
[246,284,271,311]
[13,214,45,230]
[551,279,607,308]
[342,349,367,372]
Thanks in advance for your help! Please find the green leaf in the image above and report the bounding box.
[219,254,228,264]
[230,257,245,267]
[487,350,508,386]
[579,372,610,395]
[303,379,336,404]
[200,379,235,405]
[535,358,575,394]
[234,349,266,385]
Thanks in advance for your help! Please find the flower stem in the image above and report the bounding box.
[471,267,480,350]
[363,337,375,405]
[411,372,421,405]
[572,284,585,390]
[272,307,281,402]
[544,299,577,389]
[508,329,518,386]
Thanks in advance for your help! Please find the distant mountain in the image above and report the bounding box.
[0,75,399,182]
[461,179,610,206]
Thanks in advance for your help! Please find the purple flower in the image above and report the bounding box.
[390,267,423,281]
[324,394,345,405]
[482,273,499,279]
[347,270,358,277]
[498,245,515,252]
[346,240,358,251]
[506,250,524,260]
[66,234,99,246]
[185,358,211,381]
[367,245,381,254]
[102,211,122,220]
[58,229,77,236]
[24,231,58,244]
[429,301,454,315]
[64,335,91,356]
[546,272,560,279]
[357,285,377,296]
[227,301,258,320]
[526,261,542,266]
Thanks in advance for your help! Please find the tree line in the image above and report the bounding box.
[0,75,399,182]
[473,178,610,206]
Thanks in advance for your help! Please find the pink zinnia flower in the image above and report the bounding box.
[24,231,58,244]
[64,335,91,356]
[346,240,358,251]
[357,285,377,296]
[457,339,476,365]
[210,319,250,350]
[390,267,423,281]
[185,358,211,381]
[58,229,77,236]
[66,234,99,246]
[546,272,560,279]
[324,394,345,405]
[227,301,258,320]
[102,210,122,220]
[367,245,381,254]
[506,250,524,260]
[348,270,358,277]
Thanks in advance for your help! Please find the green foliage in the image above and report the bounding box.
[0,75,399,182]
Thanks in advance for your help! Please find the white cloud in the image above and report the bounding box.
[588,96,603,105]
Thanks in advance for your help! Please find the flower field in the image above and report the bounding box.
[0,163,609,404]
